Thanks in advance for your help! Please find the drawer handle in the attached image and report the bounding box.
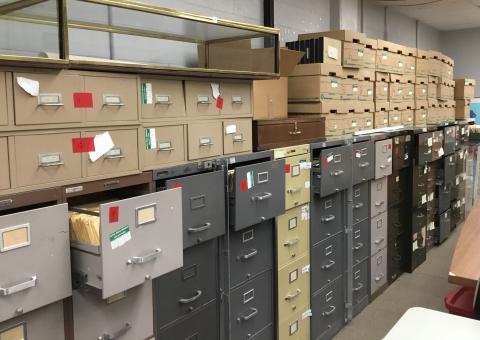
[321,259,336,270]
[289,130,302,135]
[179,290,203,304]
[126,248,162,265]
[424,150,432,155]
[321,214,335,223]
[354,202,363,209]
[252,192,272,201]
[358,162,370,168]
[417,183,425,187]
[354,242,363,251]
[38,153,64,167]
[157,144,175,152]
[287,187,302,194]
[375,237,385,245]
[322,305,336,316]
[232,134,245,143]
[237,307,258,323]
[284,237,300,247]
[199,138,213,147]
[353,283,364,292]
[417,213,424,218]
[197,96,212,104]
[449,162,456,166]
[0,275,37,296]
[379,164,388,169]
[104,180,120,188]
[239,249,258,261]
[375,273,385,282]
[394,255,402,261]
[285,288,302,301]
[0,199,13,208]
[232,96,243,104]
[374,201,385,207]
[187,222,212,233]
[155,95,172,105]
[331,170,344,176]
[103,95,125,106]
[99,322,131,340]
[38,102,64,107]
[104,147,125,160]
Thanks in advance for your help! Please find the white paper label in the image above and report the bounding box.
[411,65,415,70]
[89,132,114,162]
[357,49,364,57]
[382,53,388,60]
[413,240,418,252]
[368,89,373,95]
[399,62,404,68]
[17,76,39,96]
[299,162,312,169]
[327,154,334,163]
[428,222,435,231]
[422,89,426,94]
[462,197,465,204]
[396,176,399,182]
[353,85,359,92]
[144,83,153,104]
[367,120,372,126]
[211,83,220,99]
[427,138,433,147]
[247,171,254,189]
[428,192,434,201]
[302,309,313,319]
[331,80,338,88]
[438,147,444,157]
[421,194,427,204]
[305,181,310,189]
[328,46,338,59]
[225,124,237,134]
[302,264,311,274]
[301,204,310,221]
[409,91,413,96]
[352,121,357,127]
[456,177,460,185]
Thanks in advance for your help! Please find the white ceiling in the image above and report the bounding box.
[372,0,480,31]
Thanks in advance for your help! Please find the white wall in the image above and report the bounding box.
[418,22,441,51]
[363,1,385,40]
[386,8,416,47]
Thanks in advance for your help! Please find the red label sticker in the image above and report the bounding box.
[395,147,400,156]
[172,183,182,189]
[109,206,119,223]
[72,137,95,153]
[323,157,329,166]
[388,144,392,149]
[285,164,291,173]
[73,92,93,108]
[216,96,224,110]
[240,179,248,192]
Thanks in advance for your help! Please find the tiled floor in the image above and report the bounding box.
[333,225,461,340]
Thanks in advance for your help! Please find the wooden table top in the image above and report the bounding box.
[449,201,480,287]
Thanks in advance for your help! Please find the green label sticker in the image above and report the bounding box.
[109,225,131,250]
[141,83,153,104]
[145,128,157,150]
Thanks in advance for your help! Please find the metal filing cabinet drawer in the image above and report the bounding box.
[388,206,403,241]
[230,159,285,231]
[165,170,225,249]
[223,119,253,155]
[444,126,456,155]
[251,324,274,339]
[437,185,451,214]
[84,75,138,122]
[412,207,427,234]
[352,260,369,310]
[370,177,387,217]
[156,300,219,340]
[284,151,311,210]
[352,219,369,265]
[443,154,456,186]
[71,189,183,299]
[185,81,221,116]
[311,232,344,292]
[73,282,153,340]
[0,72,7,126]
[370,211,387,256]
[222,81,252,115]
[0,204,71,322]
[153,240,217,329]
[277,254,310,323]
[0,138,9,190]
[388,236,404,283]
[230,221,273,288]
[187,121,223,160]
[278,307,311,340]
[374,139,392,179]
[370,247,387,295]
[438,209,451,243]
[392,135,412,171]
[0,300,65,340]
[456,149,466,175]
[12,71,83,125]
[411,226,427,270]
[353,182,369,224]
[13,132,82,187]
[388,172,407,208]
[311,276,345,340]
[277,204,310,268]
[418,132,433,165]
[316,145,353,197]
[140,78,186,119]
[311,192,344,246]
[84,129,139,177]
[230,270,274,340]
[142,124,186,168]
[352,141,374,185]
[431,131,444,161]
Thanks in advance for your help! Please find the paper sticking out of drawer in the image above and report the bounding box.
[69,204,101,246]
[0,323,26,340]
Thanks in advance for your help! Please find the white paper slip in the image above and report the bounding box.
[328,46,338,59]
[305,181,310,189]
[302,309,312,319]
[299,162,312,169]
[301,204,310,221]
[17,76,39,96]
[211,83,220,99]
[412,240,419,252]
[421,194,427,204]
[225,124,237,134]
[302,264,310,274]
[438,147,444,157]
[89,132,115,162]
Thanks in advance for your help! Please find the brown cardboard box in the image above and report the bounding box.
[253,48,304,119]
[359,112,374,129]
[374,111,389,128]
[404,55,416,75]
[404,83,415,101]
[441,62,454,80]
[415,100,428,109]
[416,49,430,76]
[359,80,374,101]
[389,82,404,102]
[428,99,439,108]
[356,101,375,113]
[454,79,476,99]
[427,107,437,124]
[390,101,411,110]
[428,82,438,100]
[358,69,375,81]
[389,110,402,126]
[339,41,365,68]
[343,113,361,134]
[342,78,360,100]
[375,101,390,112]
[429,57,442,77]
[324,114,347,136]
[415,76,428,100]
[414,108,428,126]
[375,81,389,101]
[376,50,395,73]
[288,100,346,114]
[376,71,389,82]
[365,38,377,70]
[455,99,471,119]
[299,30,367,44]
[437,78,455,101]
[401,109,414,127]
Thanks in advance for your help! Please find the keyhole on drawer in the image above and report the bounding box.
[291,253,296,258]
[292,305,297,310]
[197,238,202,243]
[188,306,194,312]
[246,273,251,279]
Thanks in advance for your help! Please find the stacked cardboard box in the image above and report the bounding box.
[455,79,476,119]
[427,51,456,124]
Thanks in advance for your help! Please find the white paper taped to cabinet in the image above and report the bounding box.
[211,83,220,99]
[89,132,114,162]
[17,77,39,96]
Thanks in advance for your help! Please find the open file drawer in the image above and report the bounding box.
[70,189,183,299]
[0,204,71,322]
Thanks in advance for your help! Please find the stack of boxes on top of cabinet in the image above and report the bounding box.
[455,79,476,119]
[415,49,430,127]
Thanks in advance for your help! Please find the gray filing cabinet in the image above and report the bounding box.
[374,139,393,179]
[352,260,369,317]
[370,211,388,256]
[311,232,344,293]
[71,189,183,299]
[311,191,344,246]
[352,141,375,185]
[0,204,71,322]
[370,177,388,218]
[313,145,353,197]
[352,219,369,266]
[353,182,369,224]
[370,247,387,295]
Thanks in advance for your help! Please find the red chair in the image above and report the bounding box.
[444,286,477,319]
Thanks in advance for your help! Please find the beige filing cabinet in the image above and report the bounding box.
[142,124,187,170]
[140,78,186,119]
[187,121,223,160]
[223,119,252,155]
[0,72,7,126]
[0,138,9,190]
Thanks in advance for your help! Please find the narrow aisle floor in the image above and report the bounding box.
[334,226,461,340]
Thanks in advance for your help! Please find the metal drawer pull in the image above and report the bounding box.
[0,198,13,208]
[322,305,336,316]
[39,102,64,107]
[354,242,363,250]
[449,162,456,166]
[375,201,384,207]
[240,249,258,260]
[417,183,425,187]
[424,150,431,155]
[353,283,364,292]
[237,307,258,322]
[179,290,203,304]
[155,95,172,105]
[322,259,336,269]
[379,164,387,169]
[354,202,363,209]
[99,322,131,340]
[197,96,211,104]
[289,130,302,135]
[0,275,37,296]
[358,162,369,168]
[232,96,243,104]
[232,134,245,142]
[187,222,212,233]
[199,138,213,146]
[284,238,300,247]
[252,192,272,201]
[321,214,335,222]
[375,273,385,282]
[331,170,344,176]
[157,141,175,152]
[38,153,64,167]
[287,187,302,194]
[285,288,302,301]
[103,95,125,106]
[127,248,161,265]
[375,237,385,245]
[104,147,125,159]
[38,93,63,106]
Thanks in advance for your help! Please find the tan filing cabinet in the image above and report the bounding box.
[221,81,252,115]
[185,81,221,116]
[84,128,139,178]
[84,75,138,122]
[12,71,83,125]
[187,121,223,160]
[223,119,252,155]
[278,306,311,340]
[0,72,7,126]
[140,78,186,119]
[12,132,82,187]
[0,138,9,189]
[142,124,186,169]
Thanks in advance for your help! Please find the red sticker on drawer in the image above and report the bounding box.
[109,206,119,223]
[72,137,95,153]
[216,96,224,110]
[73,92,93,108]
[285,164,291,173]
[240,179,248,192]
[171,183,182,189]
[388,144,392,149]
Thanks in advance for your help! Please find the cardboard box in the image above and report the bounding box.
[390,101,412,110]
[359,112,374,129]
[416,49,430,76]
[364,38,377,70]
[441,62,454,80]
[359,80,374,101]
[358,69,375,81]
[343,113,361,134]
[454,79,476,99]
[428,99,439,108]
[389,110,402,126]
[404,55,416,75]
[374,111,389,128]
[437,78,455,101]
[375,101,390,112]
[428,82,438,100]
[342,41,366,68]
[253,48,304,120]
[285,36,342,65]
[375,81,389,101]
[401,109,414,128]
[415,76,428,100]
[324,114,347,136]
[342,78,360,100]
[376,50,395,73]
[376,71,390,83]
[415,100,428,109]
[404,83,415,101]
[414,108,428,126]
[389,82,404,102]
[288,100,346,114]
[429,57,442,77]
[299,30,367,44]
[455,99,471,119]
